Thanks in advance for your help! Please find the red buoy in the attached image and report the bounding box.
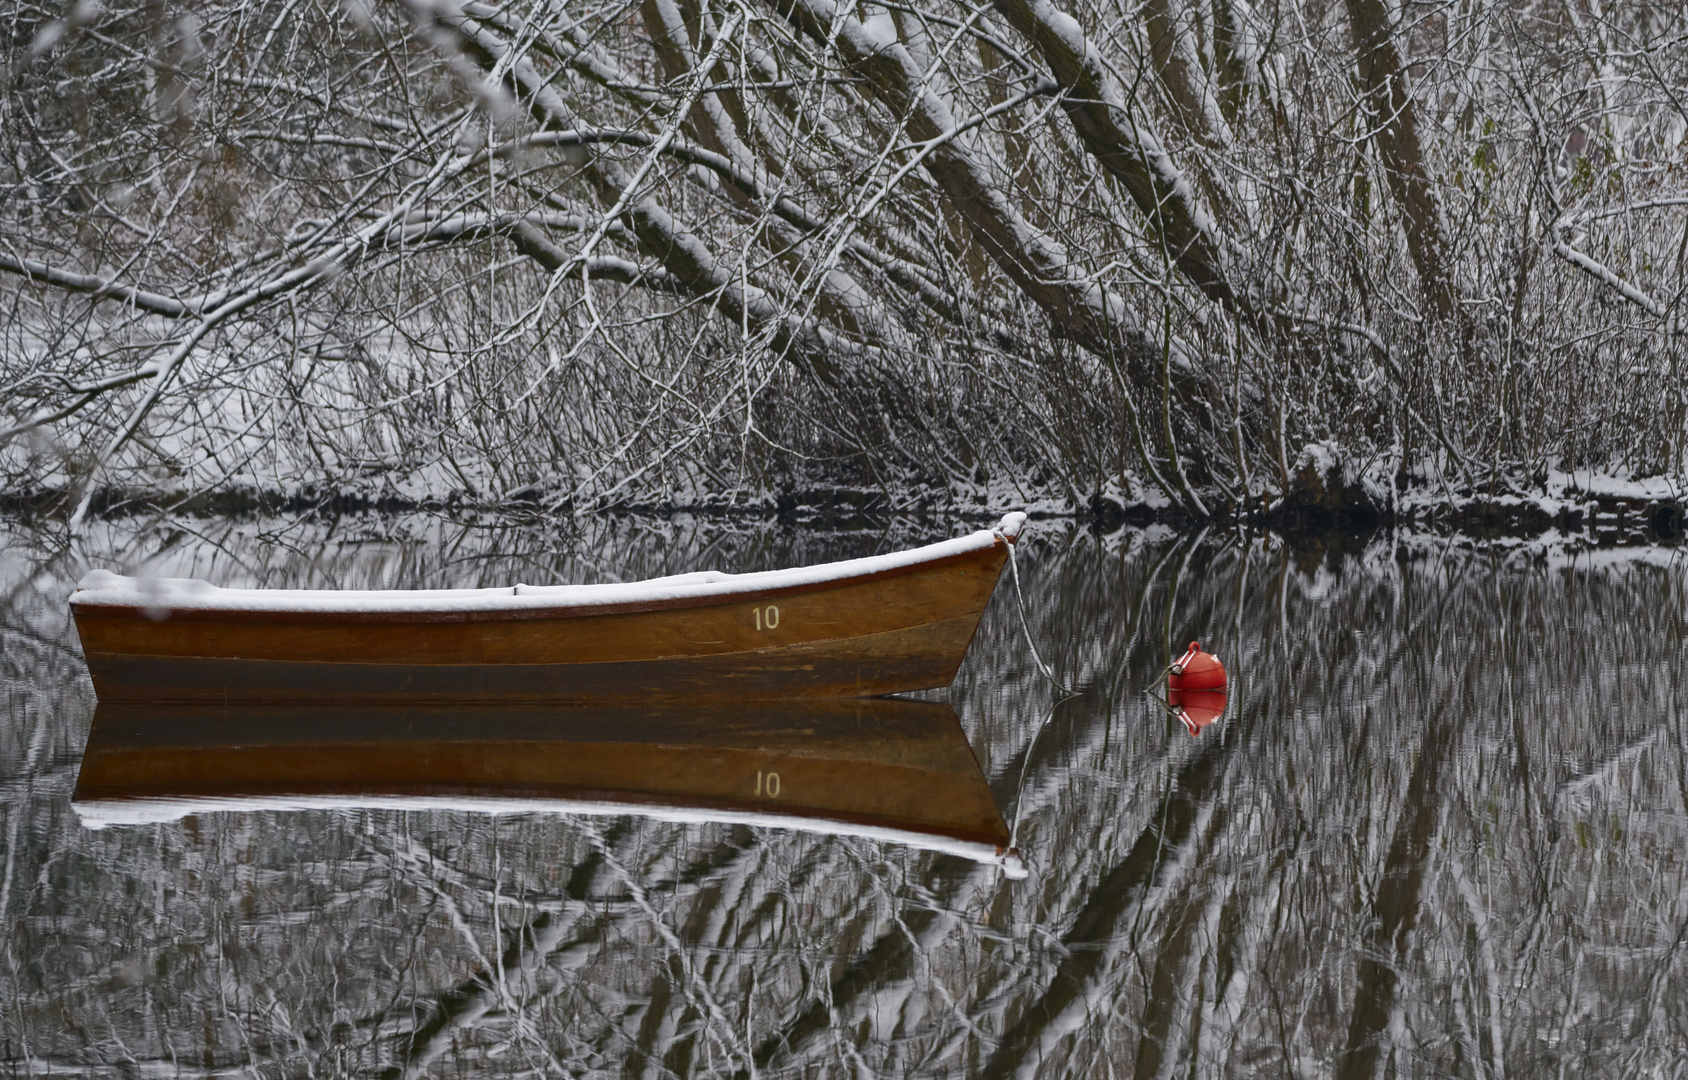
[1169,687,1228,736]
[1168,641,1226,691]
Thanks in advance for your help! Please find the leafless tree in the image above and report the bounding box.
[4,0,1686,516]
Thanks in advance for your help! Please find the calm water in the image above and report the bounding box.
[3,513,1686,1078]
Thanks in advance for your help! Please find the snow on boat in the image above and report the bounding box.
[72,697,1025,873]
[71,512,1026,703]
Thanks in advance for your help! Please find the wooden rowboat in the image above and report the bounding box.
[73,697,1025,872]
[72,512,1026,703]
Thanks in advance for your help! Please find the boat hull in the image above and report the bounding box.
[74,540,1008,703]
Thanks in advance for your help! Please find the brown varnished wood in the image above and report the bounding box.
[83,613,985,702]
[75,542,1008,701]
[75,546,1002,664]
[80,698,968,757]
[74,699,1012,849]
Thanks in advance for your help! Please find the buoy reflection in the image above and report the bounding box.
[1168,687,1228,737]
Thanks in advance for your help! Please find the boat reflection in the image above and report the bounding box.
[73,697,1018,869]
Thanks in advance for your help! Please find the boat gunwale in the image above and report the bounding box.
[71,538,1006,626]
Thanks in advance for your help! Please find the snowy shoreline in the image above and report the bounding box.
[3,470,1685,548]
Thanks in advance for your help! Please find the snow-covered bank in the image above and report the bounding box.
[1091,443,1688,546]
[3,436,1686,548]
[4,472,1686,560]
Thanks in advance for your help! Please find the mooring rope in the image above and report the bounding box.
[1006,537,1072,695]
[1005,697,1060,851]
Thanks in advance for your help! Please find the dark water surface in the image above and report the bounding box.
[4,514,1686,1077]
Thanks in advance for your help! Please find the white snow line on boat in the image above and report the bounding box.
[73,792,1021,871]
[71,514,1025,615]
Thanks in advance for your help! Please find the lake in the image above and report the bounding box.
[3,512,1684,1077]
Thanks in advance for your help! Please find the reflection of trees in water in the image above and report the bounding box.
[3,516,1686,1077]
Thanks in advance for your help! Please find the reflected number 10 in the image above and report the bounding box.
[755,770,781,797]
[752,604,780,631]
